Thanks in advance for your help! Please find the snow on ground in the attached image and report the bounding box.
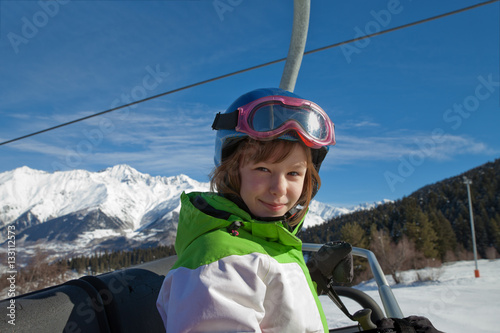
[321,259,500,332]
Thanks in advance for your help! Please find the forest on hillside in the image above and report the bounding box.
[300,158,500,282]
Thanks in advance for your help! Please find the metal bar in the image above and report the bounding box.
[279,0,310,92]
[303,243,404,318]
[463,176,480,277]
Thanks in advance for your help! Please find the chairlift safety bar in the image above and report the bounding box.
[303,243,404,319]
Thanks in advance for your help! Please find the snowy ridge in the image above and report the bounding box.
[304,199,392,228]
[0,165,209,256]
[0,165,208,229]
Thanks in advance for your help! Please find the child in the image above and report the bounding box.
[156,88,335,332]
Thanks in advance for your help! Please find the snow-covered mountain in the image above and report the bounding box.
[306,200,392,228]
[0,165,385,258]
[0,165,207,230]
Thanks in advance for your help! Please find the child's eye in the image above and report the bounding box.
[288,171,300,176]
[255,167,269,172]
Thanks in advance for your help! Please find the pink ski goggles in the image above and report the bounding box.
[212,95,335,149]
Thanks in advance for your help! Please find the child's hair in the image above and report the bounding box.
[210,138,321,227]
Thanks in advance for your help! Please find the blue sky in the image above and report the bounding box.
[1,0,499,207]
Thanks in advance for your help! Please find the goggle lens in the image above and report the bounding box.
[248,103,328,140]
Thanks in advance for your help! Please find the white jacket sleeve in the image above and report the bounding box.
[157,253,268,332]
[156,252,324,333]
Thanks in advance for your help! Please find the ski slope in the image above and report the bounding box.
[321,259,500,332]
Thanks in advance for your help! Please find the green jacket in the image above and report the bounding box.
[157,191,328,332]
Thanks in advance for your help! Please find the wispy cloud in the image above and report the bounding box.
[325,132,495,166]
[8,139,71,158]
[339,120,381,129]
[5,102,217,178]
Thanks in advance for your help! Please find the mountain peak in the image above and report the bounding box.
[99,164,142,179]
[0,166,47,182]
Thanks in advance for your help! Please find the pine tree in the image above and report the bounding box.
[340,222,368,248]
[430,210,457,260]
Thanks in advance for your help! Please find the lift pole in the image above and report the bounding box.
[279,0,310,93]
[463,176,480,278]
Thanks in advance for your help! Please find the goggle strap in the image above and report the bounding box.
[212,110,239,130]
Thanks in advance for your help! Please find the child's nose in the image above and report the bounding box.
[269,174,287,196]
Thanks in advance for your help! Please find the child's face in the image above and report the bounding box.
[239,143,307,218]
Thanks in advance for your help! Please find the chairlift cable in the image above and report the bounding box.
[303,0,499,56]
[1,0,497,147]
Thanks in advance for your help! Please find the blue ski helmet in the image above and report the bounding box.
[212,88,335,171]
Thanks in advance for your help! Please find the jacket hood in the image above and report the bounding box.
[174,192,305,257]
